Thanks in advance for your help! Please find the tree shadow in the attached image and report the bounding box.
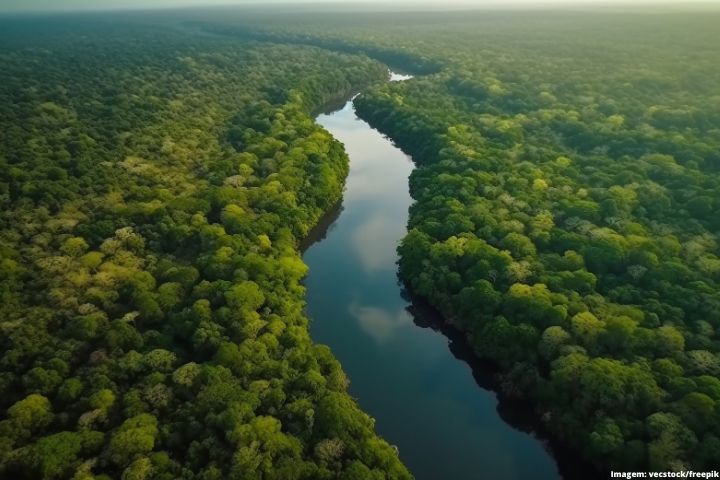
[400,283,606,480]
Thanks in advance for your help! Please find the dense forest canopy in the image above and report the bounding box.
[0,16,412,480]
[203,8,720,472]
[2,6,720,478]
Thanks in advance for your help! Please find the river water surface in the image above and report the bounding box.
[303,72,562,480]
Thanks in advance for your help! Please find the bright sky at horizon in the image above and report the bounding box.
[2,0,719,13]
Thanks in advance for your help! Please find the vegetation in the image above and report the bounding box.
[322,10,720,472]
[3,6,720,477]
[0,16,411,479]
[198,7,720,472]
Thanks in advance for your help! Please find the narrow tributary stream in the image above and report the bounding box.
[303,71,562,480]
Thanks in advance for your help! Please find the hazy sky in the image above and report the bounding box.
[2,0,719,13]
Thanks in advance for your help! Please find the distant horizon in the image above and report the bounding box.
[2,0,720,14]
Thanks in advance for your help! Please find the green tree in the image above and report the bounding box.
[107,414,158,467]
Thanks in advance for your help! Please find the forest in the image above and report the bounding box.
[2,5,720,479]
[212,8,720,473]
[0,16,411,480]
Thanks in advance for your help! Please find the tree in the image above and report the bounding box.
[107,414,158,467]
[7,394,53,434]
[588,419,624,458]
[655,325,685,357]
[89,389,116,412]
[143,349,177,373]
[501,232,537,258]
[172,363,201,388]
[539,326,571,361]
[225,281,265,312]
[122,457,153,480]
[646,412,696,470]
[22,431,103,479]
[673,392,716,434]
[60,237,89,257]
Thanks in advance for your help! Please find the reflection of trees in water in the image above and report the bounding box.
[400,283,604,480]
[313,94,356,117]
[300,199,344,252]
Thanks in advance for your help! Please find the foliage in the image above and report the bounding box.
[342,11,720,471]
[0,16,409,479]
[226,7,720,471]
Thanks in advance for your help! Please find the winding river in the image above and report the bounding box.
[303,72,562,480]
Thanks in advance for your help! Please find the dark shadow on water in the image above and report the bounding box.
[401,284,606,480]
[313,94,357,117]
[300,199,344,253]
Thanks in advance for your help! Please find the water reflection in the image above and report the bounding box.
[349,301,413,344]
[351,213,404,273]
[404,287,605,480]
[390,71,414,82]
[300,199,343,252]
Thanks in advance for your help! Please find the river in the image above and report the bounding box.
[302,71,562,480]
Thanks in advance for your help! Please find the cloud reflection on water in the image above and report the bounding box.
[351,213,403,273]
[349,301,413,344]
